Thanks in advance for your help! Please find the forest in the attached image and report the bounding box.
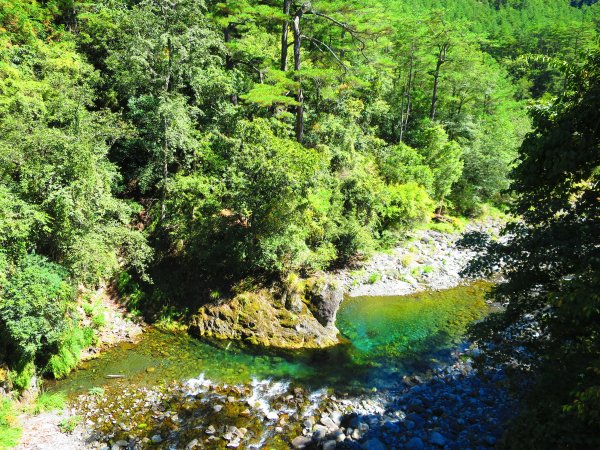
[1,0,599,449]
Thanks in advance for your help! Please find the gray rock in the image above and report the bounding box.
[308,277,343,327]
[320,415,339,431]
[363,438,387,450]
[323,440,337,450]
[331,410,344,427]
[151,434,162,444]
[114,441,128,448]
[291,436,312,449]
[186,439,199,450]
[266,411,279,421]
[313,424,329,439]
[206,425,216,435]
[214,404,223,412]
[429,431,446,447]
[406,437,424,450]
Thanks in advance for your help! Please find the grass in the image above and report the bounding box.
[58,415,81,434]
[367,273,381,284]
[31,392,66,415]
[0,398,22,449]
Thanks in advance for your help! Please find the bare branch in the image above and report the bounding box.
[302,34,348,72]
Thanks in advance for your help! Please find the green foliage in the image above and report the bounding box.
[32,392,66,415]
[0,398,21,450]
[0,255,72,367]
[58,415,81,434]
[467,50,600,448]
[45,326,95,379]
[380,182,434,231]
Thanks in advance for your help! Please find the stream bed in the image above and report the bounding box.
[48,282,509,449]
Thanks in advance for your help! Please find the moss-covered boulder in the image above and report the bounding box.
[188,283,340,349]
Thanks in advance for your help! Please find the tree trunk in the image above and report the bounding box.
[161,35,172,222]
[430,44,448,121]
[224,25,238,105]
[280,0,292,71]
[400,44,416,142]
[293,10,304,142]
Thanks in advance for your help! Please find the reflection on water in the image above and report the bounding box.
[49,283,490,396]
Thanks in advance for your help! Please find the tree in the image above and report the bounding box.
[106,0,224,219]
[467,50,600,448]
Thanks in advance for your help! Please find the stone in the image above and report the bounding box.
[266,411,279,421]
[308,277,343,327]
[206,425,216,435]
[114,441,128,448]
[151,435,162,444]
[214,404,223,412]
[323,440,337,450]
[291,436,312,449]
[331,410,344,427]
[362,438,387,450]
[186,439,199,449]
[351,429,361,440]
[313,424,329,439]
[320,415,338,431]
[429,431,446,447]
[406,437,424,450]
[227,439,241,448]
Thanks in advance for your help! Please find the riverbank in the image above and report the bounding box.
[337,219,504,298]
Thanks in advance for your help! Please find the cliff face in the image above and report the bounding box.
[188,276,343,349]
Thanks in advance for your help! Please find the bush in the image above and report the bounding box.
[0,255,73,378]
[0,398,21,449]
[379,182,434,231]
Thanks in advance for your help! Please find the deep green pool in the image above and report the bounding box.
[49,283,490,396]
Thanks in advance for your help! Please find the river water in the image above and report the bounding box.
[49,283,490,397]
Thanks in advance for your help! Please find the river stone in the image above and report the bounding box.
[186,439,199,449]
[206,425,216,435]
[214,404,223,412]
[430,431,446,447]
[323,440,337,450]
[320,415,338,431]
[313,424,329,439]
[406,437,424,450]
[363,438,387,450]
[151,435,162,444]
[331,410,344,426]
[292,436,312,449]
[114,441,128,447]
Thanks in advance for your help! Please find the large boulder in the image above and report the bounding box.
[306,275,344,327]
[189,287,340,349]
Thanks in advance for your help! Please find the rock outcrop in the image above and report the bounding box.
[189,279,341,349]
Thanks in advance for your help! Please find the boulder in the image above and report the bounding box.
[189,287,339,349]
[307,276,343,327]
[363,438,387,450]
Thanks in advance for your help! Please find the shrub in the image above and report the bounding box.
[380,182,434,231]
[0,398,21,449]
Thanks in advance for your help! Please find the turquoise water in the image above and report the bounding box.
[49,283,489,396]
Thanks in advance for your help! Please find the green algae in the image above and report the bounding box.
[48,283,490,397]
[337,282,491,364]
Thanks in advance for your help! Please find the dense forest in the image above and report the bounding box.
[1,0,599,448]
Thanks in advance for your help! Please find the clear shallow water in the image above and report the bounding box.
[49,283,490,396]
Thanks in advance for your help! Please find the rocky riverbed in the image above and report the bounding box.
[63,343,512,450]
[337,220,504,298]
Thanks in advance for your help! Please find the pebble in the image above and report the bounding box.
[292,436,312,449]
[150,434,162,444]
